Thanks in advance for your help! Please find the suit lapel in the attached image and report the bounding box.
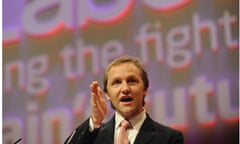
[134,115,158,144]
[96,116,115,144]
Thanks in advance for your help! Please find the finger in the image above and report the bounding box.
[91,97,105,123]
[90,81,99,105]
[90,81,107,120]
[97,87,107,112]
[90,91,103,121]
[91,81,98,95]
[95,87,106,113]
[90,81,105,118]
[94,82,103,104]
[92,82,105,110]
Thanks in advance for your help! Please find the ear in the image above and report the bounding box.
[143,88,148,97]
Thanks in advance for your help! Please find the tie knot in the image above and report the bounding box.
[120,120,131,129]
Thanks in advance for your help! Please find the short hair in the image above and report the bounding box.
[103,55,149,93]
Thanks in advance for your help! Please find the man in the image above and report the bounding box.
[65,56,184,144]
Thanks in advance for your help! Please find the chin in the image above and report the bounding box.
[121,110,138,118]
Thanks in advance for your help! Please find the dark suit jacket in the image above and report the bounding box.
[65,114,184,144]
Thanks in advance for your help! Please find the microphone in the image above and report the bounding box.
[14,138,22,144]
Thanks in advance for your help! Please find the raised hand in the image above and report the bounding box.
[90,81,107,128]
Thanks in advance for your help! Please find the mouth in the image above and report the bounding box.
[120,96,133,103]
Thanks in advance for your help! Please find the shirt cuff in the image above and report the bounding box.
[89,117,95,132]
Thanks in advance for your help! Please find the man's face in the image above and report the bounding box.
[106,62,147,119]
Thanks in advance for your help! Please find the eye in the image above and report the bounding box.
[112,79,121,85]
[127,78,138,83]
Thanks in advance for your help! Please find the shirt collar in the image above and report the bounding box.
[115,109,146,130]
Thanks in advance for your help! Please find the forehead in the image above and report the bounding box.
[107,62,141,77]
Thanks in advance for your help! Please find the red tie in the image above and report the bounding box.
[116,120,131,144]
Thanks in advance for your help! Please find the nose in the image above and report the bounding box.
[121,81,130,94]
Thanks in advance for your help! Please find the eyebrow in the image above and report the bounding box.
[111,74,140,81]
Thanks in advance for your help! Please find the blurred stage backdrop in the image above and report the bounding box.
[3,0,239,144]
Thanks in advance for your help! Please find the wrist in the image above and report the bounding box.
[90,117,101,129]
